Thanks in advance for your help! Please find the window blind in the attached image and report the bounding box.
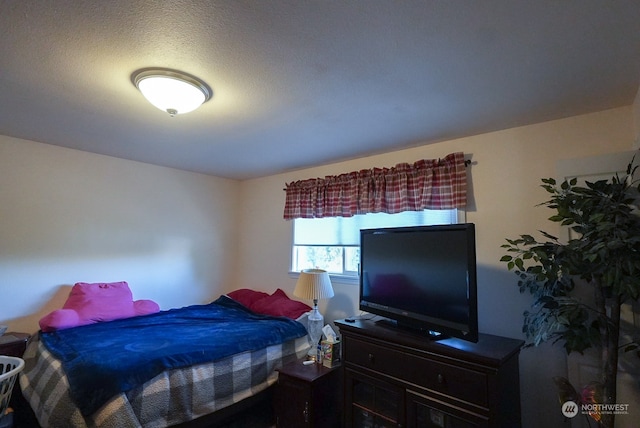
[293,209,458,246]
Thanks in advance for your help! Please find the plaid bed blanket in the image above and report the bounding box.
[40,296,307,416]
[20,334,309,427]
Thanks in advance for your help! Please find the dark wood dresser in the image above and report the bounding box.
[335,319,524,428]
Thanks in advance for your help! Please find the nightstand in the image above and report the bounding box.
[274,359,342,428]
[0,332,30,357]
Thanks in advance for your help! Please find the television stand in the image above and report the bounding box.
[374,318,447,341]
[335,318,524,427]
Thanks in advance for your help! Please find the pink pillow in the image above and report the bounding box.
[134,299,161,316]
[227,288,269,308]
[39,281,160,332]
[250,288,311,319]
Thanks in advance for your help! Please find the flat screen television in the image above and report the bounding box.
[359,223,478,342]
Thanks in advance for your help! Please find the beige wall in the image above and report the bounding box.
[236,106,636,428]
[0,106,636,427]
[0,135,240,334]
[236,106,634,330]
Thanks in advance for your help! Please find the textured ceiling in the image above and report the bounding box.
[1,1,640,179]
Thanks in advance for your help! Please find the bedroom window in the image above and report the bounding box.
[291,209,459,279]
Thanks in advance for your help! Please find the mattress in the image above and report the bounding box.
[20,334,309,427]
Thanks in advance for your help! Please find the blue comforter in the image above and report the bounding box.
[40,295,307,416]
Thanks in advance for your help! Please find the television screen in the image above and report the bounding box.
[359,223,478,342]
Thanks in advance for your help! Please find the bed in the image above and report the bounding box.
[19,292,311,427]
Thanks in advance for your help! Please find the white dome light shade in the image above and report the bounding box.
[133,69,211,116]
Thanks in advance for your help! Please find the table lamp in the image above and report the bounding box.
[293,269,334,358]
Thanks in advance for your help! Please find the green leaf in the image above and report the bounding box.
[500,152,640,362]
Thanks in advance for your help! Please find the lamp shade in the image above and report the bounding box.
[133,69,211,116]
[293,269,334,301]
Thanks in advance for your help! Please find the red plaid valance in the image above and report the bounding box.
[283,152,467,220]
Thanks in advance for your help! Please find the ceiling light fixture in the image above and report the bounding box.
[132,68,212,116]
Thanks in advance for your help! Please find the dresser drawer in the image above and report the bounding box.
[344,337,488,407]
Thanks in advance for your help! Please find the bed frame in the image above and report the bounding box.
[15,386,274,428]
[173,387,274,427]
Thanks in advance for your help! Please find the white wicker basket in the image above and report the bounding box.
[0,356,24,422]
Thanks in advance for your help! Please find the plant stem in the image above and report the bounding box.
[598,287,621,428]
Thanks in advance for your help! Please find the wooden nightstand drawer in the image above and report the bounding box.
[274,359,342,428]
[345,337,488,407]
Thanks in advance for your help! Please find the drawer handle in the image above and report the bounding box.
[437,373,445,384]
[368,353,375,364]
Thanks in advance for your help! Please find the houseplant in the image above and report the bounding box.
[500,157,640,428]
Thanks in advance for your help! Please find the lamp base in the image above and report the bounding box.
[307,304,323,358]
